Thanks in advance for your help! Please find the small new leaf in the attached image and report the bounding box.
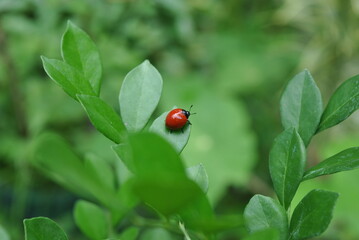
[303,147,359,181]
[62,21,102,95]
[280,69,322,146]
[244,195,288,240]
[289,189,338,240]
[269,128,306,210]
[318,75,359,132]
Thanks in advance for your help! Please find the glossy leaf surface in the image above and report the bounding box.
[119,60,162,132]
[62,21,102,95]
[303,147,359,181]
[77,94,125,144]
[24,217,68,240]
[318,75,359,132]
[269,128,306,209]
[41,57,95,100]
[289,189,338,240]
[244,195,288,240]
[280,69,322,145]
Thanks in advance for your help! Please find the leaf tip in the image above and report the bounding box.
[66,20,75,28]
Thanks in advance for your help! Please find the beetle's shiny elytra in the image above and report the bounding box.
[165,106,194,131]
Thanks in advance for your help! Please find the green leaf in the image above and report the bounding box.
[128,132,187,179]
[128,132,202,215]
[24,217,68,240]
[74,200,108,240]
[289,189,339,240]
[61,21,102,95]
[318,75,359,132]
[41,57,95,100]
[139,228,175,240]
[112,143,136,173]
[132,177,201,216]
[31,132,115,207]
[110,180,139,225]
[84,154,115,192]
[31,132,94,198]
[280,69,322,145]
[77,94,125,144]
[243,229,280,240]
[269,128,306,209]
[0,225,10,240]
[149,108,190,153]
[303,147,359,181]
[118,227,139,240]
[244,195,288,240]
[186,163,209,193]
[185,212,244,233]
[179,194,215,230]
[119,60,163,132]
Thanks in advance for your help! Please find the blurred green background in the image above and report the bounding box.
[1,0,359,239]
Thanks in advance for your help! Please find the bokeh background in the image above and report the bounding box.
[1,0,359,239]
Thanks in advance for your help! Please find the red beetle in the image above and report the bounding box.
[165,105,194,132]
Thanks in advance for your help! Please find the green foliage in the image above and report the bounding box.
[280,69,322,146]
[118,227,139,240]
[119,60,163,132]
[62,21,102,96]
[186,163,209,194]
[77,94,125,143]
[127,132,202,215]
[24,217,68,240]
[251,62,359,239]
[244,195,288,240]
[74,200,108,240]
[318,75,359,132]
[243,229,280,240]
[269,128,306,210]
[31,132,116,207]
[41,57,95,99]
[139,228,175,240]
[36,21,229,240]
[6,7,359,239]
[288,189,338,240]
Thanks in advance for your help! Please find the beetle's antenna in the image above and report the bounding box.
[189,105,196,115]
